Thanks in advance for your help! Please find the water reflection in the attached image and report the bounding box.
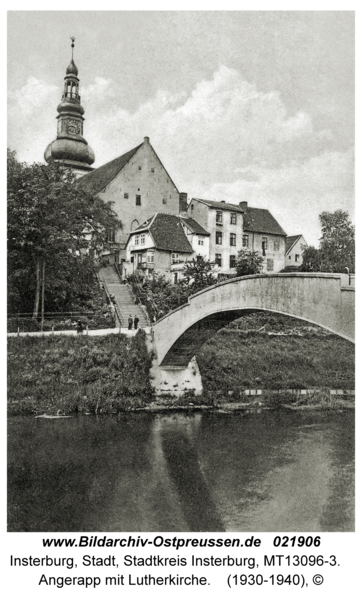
[7,410,354,532]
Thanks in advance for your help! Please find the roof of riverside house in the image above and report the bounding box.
[179,216,210,236]
[285,234,305,254]
[191,198,245,213]
[243,207,287,236]
[130,213,194,253]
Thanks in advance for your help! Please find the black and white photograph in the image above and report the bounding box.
[7,9,355,540]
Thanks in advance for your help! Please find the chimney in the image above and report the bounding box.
[144,136,150,143]
[220,200,225,203]
[239,201,248,210]
[179,192,188,213]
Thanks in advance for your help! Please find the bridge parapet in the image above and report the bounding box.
[152,273,354,369]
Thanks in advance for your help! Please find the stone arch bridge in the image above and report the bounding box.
[150,273,354,396]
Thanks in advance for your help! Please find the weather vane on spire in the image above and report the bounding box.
[70,36,75,59]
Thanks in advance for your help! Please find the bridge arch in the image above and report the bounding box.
[153,273,354,369]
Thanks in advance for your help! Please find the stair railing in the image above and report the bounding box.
[98,273,122,329]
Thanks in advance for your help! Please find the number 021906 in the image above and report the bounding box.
[273,536,321,547]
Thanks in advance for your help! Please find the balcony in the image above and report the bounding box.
[138,262,154,270]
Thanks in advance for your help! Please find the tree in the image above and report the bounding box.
[299,246,321,272]
[319,210,355,272]
[299,210,355,273]
[181,255,217,295]
[8,149,121,318]
[235,249,264,276]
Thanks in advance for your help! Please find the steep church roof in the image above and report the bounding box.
[77,136,179,196]
[76,144,142,194]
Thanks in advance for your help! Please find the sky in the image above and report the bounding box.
[7,10,355,246]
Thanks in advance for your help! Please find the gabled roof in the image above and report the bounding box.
[243,207,286,236]
[179,216,210,236]
[130,213,194,253]
[191,198,245,213]
[76,144,142,194]
[285,234,306,255]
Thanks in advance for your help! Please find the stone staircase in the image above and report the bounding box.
[99,266,149,329]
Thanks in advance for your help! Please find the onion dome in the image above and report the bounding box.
[66,58,78,76]
[45,138,95,166]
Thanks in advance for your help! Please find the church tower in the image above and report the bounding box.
[44,38,95,177]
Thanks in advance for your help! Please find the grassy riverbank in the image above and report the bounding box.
[8,313,354,415]
[8,330,153,415]
[197,331,354,392]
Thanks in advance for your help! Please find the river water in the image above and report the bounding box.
[8,410,354,532]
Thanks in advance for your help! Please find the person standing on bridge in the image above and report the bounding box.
[128,314,133,330]
[134,316,139,330]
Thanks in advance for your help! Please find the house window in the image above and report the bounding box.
[295,254,300,262]
[289,256,292,260]
[136,195,141,206]
[124,192,129,199]
[138,253,143,264]
[262,237,268,256]
[230,233,236,246]
[216,210,223,225]
[140,234,145,245]
[134,235,139,246]
[274,240,280,251]
[147,253,154,263]
[267,259,274,271]
[216,231,223,245]
[242,234,249,248]
[173,273,178,284]
[230,212,237,224]
[171,253,179,264]
[215,254,222,267]
[163,198,167,204]
[107,228,116,243]
[230,255,236,268]
[191,204,194,211]
[198,238,204,246]
[138,166,142,170]
[151,168,155,173]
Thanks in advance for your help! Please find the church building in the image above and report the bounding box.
[76,136,183,259]
[44,39,185,263]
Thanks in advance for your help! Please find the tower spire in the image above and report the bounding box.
[70,36,75,60]
[44,38,95,177]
